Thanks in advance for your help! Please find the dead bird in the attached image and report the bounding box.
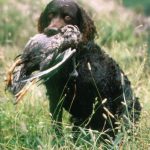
[5,25,81,103]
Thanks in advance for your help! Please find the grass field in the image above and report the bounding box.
[0,0,150,149]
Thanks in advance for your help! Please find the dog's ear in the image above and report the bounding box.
[38,6,50,33]
[78,7,97,42]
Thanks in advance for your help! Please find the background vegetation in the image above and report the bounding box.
[123,0,150,16]
[0,0,150,149]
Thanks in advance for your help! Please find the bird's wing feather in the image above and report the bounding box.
[21,48,76,82]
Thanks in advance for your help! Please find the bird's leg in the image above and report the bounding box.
[14,79,37,104]
[5,58,22,87]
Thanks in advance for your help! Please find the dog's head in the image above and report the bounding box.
[38,0,97,42]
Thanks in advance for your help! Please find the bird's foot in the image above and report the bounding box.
[5,59,22,87]
[14,79,36,104]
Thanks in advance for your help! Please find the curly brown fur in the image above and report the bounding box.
[37,0,141,141]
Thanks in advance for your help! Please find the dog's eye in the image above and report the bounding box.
[64,16,72,21]
[48,13,54,19]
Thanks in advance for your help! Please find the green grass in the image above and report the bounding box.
[123,0,150,16]
[0,0,150,149]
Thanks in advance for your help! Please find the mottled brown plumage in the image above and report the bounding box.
[6,25,81,97]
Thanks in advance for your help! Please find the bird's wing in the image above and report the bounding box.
[21,48,76,82]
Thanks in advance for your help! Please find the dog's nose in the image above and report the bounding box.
[50,17,66,28]
[44,17,66,36]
